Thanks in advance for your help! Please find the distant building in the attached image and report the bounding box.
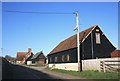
[16,48,33,64]
[47,25,116,71]
[31,51,46,65]
[111,50,120,58]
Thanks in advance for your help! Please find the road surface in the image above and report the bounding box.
[2,59,60,79]
[2,58,92,81]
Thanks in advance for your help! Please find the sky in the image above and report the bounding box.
[0,2,2,56]
[2,2,118,57]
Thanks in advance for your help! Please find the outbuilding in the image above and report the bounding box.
[31,51,46,65]
[111,50,120,58]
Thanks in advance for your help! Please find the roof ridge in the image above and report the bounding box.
[60,25,97,43]
[49,25,98,55]
[79,25,97,33]
[81,25,97,43]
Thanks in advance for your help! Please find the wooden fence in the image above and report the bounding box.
[100,60,120,72]
[82,58,120,72]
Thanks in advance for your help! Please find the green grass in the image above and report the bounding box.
[26,64,46,67]
[50,68,119,79]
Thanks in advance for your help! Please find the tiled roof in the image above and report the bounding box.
[49,25,97,55]
[31,51,46,59]
[16,52,27,61]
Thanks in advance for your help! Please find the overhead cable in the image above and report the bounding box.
[3,10,76,14]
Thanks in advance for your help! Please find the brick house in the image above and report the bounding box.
[16,48,33,64]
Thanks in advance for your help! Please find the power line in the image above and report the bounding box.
[1,48,16,54]
[3,10,76,14]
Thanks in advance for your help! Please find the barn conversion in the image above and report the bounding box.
[47,25,116,71]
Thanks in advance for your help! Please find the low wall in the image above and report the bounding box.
[82,59,101,71]
[82,58,119,71]
[27,61,32,65]
[48,58,119,71]
[49,63,78,71]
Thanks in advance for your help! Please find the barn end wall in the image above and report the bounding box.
[81,26,116,60]
[92,27,116,58]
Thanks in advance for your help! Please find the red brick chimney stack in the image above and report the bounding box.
[28,48,31,55]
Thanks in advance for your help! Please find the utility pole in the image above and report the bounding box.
[1,48,3,56]
[74,11,81,71]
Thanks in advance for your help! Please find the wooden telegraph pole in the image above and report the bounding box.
[74,11,81,71]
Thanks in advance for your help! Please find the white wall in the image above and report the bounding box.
[16,61,21,64]
[82,58,119,71]
[48,58,119,71]
[49,63,78,71]
[46,58,48,64]
[27,61,32,65]
[82,59,101,71]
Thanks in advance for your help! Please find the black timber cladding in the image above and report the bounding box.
[81,26,116,59]
[91,26,116,58]
[48,48,77,64]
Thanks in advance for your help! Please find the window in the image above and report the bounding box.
[50,58,52,62]
[95,33,101,44]
[67,54,70,61]
[96,29,99,32]
[62,55,64,62]
[55,57,57,62]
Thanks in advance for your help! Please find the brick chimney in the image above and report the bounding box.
[28,48,32,55]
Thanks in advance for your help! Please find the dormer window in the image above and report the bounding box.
[96,33,101,44]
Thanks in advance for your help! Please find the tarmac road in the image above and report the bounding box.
[2,60,60,79]
[2,58,93,81]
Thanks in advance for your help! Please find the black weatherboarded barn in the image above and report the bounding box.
[47,25,116,65]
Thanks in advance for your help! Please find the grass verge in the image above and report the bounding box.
[50,68,119,79]
[26,64,46,67]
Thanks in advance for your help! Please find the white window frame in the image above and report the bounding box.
[50,58,52,62]
[67,54,70,61]
[62,55,64,62]
[95,33,101,44]
[55,56,58,62]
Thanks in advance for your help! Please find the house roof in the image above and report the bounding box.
[49,25,98,55]
[16,52,27,61]
[31,51,46,59]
